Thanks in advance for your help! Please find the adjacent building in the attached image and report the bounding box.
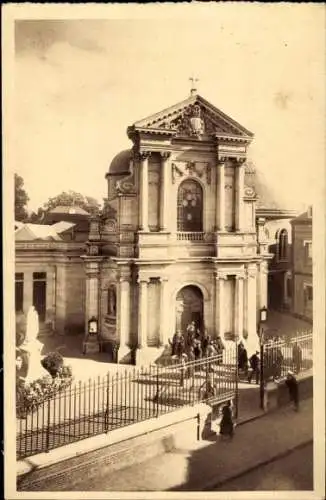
[15,206,89,336]
[291,207,313,322]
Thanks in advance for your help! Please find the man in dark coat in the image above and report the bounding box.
[285,371,299,411]
[292,343,303,374]
[171,330,185,357]
[248,351,260,384]
[238,342,248,375]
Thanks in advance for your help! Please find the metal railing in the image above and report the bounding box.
[16,348,237,460]
[176,232,205,241]
[262,332,312,382]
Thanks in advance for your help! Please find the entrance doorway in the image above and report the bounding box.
[175,285,204,336]
[33,272,47,322]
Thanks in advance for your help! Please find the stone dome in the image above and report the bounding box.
[106,149,132,177]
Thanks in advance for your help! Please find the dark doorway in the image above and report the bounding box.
[33,272,47,322]
[15,273,24,312]
[176,285,204,336]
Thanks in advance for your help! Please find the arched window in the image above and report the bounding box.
[177,180,203,232]
[279,229,288,260]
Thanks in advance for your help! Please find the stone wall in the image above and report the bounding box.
[292,222,312,321]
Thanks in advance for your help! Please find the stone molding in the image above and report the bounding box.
[246,265,257,278]
[171,161,211,185]
[137,276,150,284]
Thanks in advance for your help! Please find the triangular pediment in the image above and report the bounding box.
[130,94,253,141]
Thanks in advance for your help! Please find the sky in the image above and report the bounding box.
[12,4,325,213]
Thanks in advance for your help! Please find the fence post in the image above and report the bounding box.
[260,340,265,410]
[156,365,159,417]
[105,373,110,433]
[196,413,200,441]
[45,397,51,453]
[235,341,239,419]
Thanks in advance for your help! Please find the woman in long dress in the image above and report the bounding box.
[219,401,234,439]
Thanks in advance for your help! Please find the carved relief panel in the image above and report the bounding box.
[172,161,212,185]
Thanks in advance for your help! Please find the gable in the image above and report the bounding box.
[128,94,253,142]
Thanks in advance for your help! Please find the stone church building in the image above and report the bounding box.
[85,92,272,364]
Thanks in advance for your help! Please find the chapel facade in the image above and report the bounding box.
[83,92,272,364]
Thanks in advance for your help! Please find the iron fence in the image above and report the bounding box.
[262,332,312,382]
[16,347,237,460]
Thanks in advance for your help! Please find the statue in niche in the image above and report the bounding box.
[108,287,116,317]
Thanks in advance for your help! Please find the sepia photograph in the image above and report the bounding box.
[3,3,325,499]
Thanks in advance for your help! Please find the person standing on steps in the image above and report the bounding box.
[285,370,299,411]
[248,351,260,385]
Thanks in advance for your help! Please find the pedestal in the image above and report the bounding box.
[117,344,131,363]
[20,339,48,383]
[83,334,100,354]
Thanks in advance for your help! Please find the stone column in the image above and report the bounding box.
[246,265,259,355]
[55,264,67,335]
[160,152,171,232]
[235,276,244,340]
[235,160,245,231]
[259,261,268,310]
[137,278,149,348]
[84,258,101,332]
[159,277,169,345]
[51,267,57,331]
[139,151,150,231]
[216,274,227,337]
[217,161,225,231]
[117,276,131,362]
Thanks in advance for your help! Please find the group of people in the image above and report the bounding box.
[237,340,287,384]
[237,342,261,385]
[169,321,225,363]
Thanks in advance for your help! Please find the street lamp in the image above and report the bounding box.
[259,306,268,410]
[88,316,98,336]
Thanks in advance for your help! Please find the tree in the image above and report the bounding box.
[42,190,101,216]
[15,174,29,221]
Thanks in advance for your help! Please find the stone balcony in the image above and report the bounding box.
[135,230,258,260]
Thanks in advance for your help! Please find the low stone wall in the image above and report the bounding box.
[17,403,212,491]
[264,372,312,411]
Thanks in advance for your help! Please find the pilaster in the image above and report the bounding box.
[159,277,169,345]
[235,275,244,340]
[235,159,245,231]
[159,152,171,232]
[83,257,102,333]
[139,151,151,231]
[117,273,131,362]
[217,161,225,231]
[216,272,228,337]
[137,276,149,348]
[258,260,268,311]
[246,265,259,355]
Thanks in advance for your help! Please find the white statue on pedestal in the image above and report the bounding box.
[20,306,48,383]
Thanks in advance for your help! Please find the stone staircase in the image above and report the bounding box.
[37,322,55,338]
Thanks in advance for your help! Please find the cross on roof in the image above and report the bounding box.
[189,76,199,96]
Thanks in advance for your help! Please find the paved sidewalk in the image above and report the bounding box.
[265,310,312,338]
[64,398,313,491]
